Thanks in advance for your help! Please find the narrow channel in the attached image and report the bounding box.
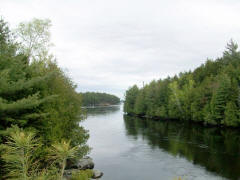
[81,105,239,180]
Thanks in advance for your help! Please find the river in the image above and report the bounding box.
[81,105,240,180]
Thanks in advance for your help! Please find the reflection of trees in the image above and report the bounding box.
[84,105,120,117]
[123,115,240,180]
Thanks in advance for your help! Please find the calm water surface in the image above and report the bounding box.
[81,105,240,180]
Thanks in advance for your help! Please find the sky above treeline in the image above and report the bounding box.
[1,0,240,99]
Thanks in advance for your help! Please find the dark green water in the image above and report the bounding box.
[82,105,240,180]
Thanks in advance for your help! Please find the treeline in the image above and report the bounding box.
[124,41,240,127]
[80,92,120,106]
[0,18,90,179]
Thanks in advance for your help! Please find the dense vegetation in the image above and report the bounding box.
[124,41,240,127]
[0,18,90,179]
[80,92,120,106]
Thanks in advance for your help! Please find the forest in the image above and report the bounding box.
[80,92,120,106]
[124,40,240,127]
[0,18,91,179]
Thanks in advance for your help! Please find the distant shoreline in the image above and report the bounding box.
[81,103,121,108]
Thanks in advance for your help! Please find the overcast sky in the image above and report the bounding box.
[1,0,240,98]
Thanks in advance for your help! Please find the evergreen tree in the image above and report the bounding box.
[80,92,120,106]
[203,103,216,125]
[0,18,90,178]
[145,81,158,117]
[124,40,240,127]
[124,85,139,114]
[0,19,54,134]
[223,101,239,127]
[134,89,146,115]
[168,81,182,119]
[210,74,231,125]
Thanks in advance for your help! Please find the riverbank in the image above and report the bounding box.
[82,104,121,108]
[125,112,240,129]
[124,42,240,128]
[81,105,230,180]
[64,156,103,179]
[0,18,91,179]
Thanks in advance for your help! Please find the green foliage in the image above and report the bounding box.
[48,140,78,179]
[144,81,158,117]
[82,92,120,106]
[173,178,184,180]
[210,74,232,124]
[223,101,239,126]
[124,40,240,127]
[203,103,216,125]
[0,18,88,145]
[39,61,89,148]
[134,89,146,115]
[80,92,120,106]
[71,170,93,180]
[0,18,90,178]
[168,81,182,119]
[0,126,58,180]
[16,18,52,59]
[0,18,54,132]
[124,85,139,114]
[1,126,41,179]
[1,126,87,180]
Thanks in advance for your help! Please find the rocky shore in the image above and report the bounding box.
[63,156,103,179]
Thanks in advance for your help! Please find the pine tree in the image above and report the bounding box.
[0,18,90,178]
[203,103,216,125]
[124,85,139,114]
[124,40,240,127]
[134,89,146,115]
[210,74,231,125]
[168,81,182,119]
[145,81,158,117]
[223,101,239,127]
[0,20,54,132]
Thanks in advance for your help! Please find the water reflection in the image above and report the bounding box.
[84,105,120,117]
[124,115,240,180]
[82,106,238,180]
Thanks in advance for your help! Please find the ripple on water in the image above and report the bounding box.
[82,106,235,180]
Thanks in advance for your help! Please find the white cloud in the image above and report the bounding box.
[1,0,240,98]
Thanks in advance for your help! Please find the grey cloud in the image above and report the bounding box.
[2,0,240,98]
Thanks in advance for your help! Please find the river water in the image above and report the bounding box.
[81,105,240,180]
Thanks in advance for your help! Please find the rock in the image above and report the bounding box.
[66,159,78,169]
[66,156,94,170]
[64,168,104,180]
[92,169,104,179]
[64,169,73,176]
[77,156,94,170]
[64,156,103,179]
[63,169,79,180]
